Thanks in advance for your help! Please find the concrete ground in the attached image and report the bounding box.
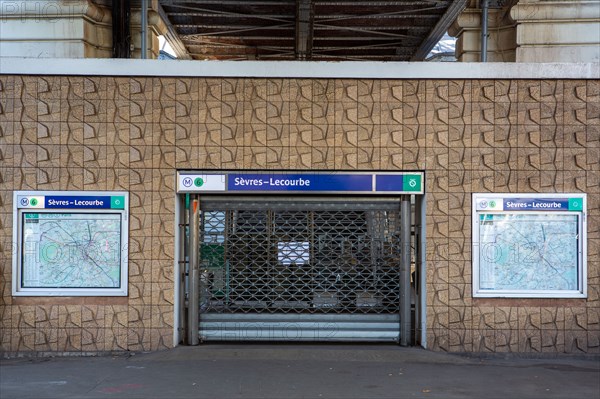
[1,345,599,399]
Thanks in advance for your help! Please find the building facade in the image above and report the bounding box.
[0,60,598,354]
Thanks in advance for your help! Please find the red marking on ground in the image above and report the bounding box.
[100,383,143,393]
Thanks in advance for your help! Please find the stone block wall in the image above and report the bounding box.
[0,75,598,353]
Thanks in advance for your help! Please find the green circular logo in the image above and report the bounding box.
[194,177,204,187]
[489,200,496,208]
[30,198,38,206]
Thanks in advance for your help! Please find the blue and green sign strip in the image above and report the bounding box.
[177,172,424,194]
[503,198,582,211]
[476,197,584,212]
[228,173,372,192]
[376,174,422,193]
[17,195,125,209]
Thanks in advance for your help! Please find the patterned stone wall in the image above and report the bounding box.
[0,76,598,354]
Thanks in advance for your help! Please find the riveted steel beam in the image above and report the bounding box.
[411,0,468,60]
[295,0,314,60]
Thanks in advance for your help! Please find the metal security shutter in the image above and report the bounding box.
[197,198,404,342]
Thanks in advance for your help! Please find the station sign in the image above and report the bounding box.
[177,171,424,194]
[16,195,126,209]
[474,197,583,212]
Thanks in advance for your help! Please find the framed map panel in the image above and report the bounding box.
[472,193,587,298]
[12,191,129,296]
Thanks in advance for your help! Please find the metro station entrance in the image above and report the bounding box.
[176,172,426,346]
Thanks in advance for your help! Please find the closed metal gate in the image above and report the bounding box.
[194,198,408,342]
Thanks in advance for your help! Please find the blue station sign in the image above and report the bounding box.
[177,172,424,194]
[475,196,583,212]
[17,194,126,209]
[228,173,372,192]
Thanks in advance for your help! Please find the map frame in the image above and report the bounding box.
[472,193,587,298]
[12,191,129,296]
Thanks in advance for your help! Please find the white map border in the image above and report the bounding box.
[472,193,587,298]
[12,191,129,296]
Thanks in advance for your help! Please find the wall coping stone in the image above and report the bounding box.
[1,57,599,79]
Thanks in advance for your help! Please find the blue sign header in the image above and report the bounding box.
[16,195,126,210]
[178,172,424,194]
[503,198,582,211]
[376,174,422,192]
[228,174,372,192]
[45,196,111,209]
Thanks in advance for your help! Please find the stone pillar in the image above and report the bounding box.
[0,0,112,58]
[448,1,517,62]
[511,0,600,62]
[0,0,167,59]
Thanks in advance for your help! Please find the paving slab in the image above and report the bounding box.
[1,345,599,399]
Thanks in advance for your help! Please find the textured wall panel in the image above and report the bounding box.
[0,75,598,354]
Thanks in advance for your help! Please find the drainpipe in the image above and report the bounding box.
[419,193,427,348]
[141,0,148,59]
[188,197,200,345]
[400,196,412,346]
[481,0,489,62]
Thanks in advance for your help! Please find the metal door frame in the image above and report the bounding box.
[176,193,427,347]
